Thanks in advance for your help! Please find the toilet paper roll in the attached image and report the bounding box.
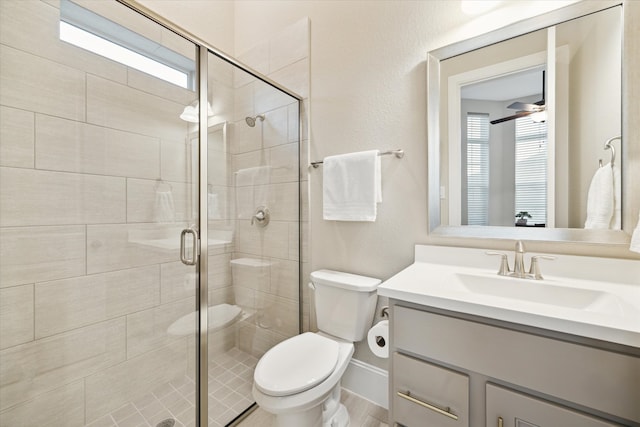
[367,320,389,358]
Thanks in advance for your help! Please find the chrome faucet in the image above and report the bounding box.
[512,240,527,278]
[486,241,555,280]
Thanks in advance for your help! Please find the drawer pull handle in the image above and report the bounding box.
[498,416,504,427]
[397,391,459,421]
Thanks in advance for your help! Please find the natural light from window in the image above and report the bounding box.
[59,21,189,89]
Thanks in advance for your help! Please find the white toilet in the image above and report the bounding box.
[252,269,381,427]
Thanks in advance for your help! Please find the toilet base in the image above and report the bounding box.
[324,403,349,427]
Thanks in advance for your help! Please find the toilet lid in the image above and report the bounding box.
[254,332,340,397]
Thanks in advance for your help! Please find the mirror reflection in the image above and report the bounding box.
[440,5,622,230]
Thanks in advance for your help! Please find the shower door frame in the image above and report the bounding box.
[116,1,304,425]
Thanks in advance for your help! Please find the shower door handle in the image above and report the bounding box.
[180,227,199,266]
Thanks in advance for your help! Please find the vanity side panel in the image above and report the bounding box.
[394,305,640,423]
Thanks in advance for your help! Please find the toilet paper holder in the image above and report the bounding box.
[380,306,389,319]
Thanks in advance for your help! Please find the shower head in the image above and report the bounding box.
[245,114,265,127]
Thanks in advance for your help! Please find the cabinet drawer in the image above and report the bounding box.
[486,383,621,427]
[393,352,469,427]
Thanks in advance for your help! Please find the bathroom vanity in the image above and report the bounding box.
[378,245,640,427]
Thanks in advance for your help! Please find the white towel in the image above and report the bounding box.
[154,191,175,223]
[584,163,614,229]
[630,212,640,253]
[610,164,621,230]
[323,150,381,221]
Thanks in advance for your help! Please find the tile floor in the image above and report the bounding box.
[85,346,388,427]
[85,347,258,427]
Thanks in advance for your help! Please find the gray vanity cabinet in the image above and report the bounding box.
[389,303,640,427]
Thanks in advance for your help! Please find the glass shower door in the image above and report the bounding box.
[204,52,301,426]
[0,1,200,425]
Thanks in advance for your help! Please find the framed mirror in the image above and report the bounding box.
[427,1,631,245]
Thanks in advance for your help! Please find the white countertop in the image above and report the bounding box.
[378,245,640,348]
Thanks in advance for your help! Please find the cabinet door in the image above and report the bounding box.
[486,384,622,427]
[393,352,469,427]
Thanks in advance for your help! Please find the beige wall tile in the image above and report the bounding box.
[35,115,160,179]
[233,152,270,189]
[0,45,85,121]
[0,225,85,288]
[209,253,232,290]
[161,140,194,183]
[236,220,290,259]
[234,83,254,123]
[269,18,309,74]
[269,259,299,301]
[0,106,34,168]
[268,182,299,222]
[84,339,188,422]
[254,79,297,116]
[230,256,270,293]
[268,59,309,100]
[0,167,126,227]
[87,75,188,141]
[207,185,232,220]
[0,318,125,411]
[258,292,299,338]
[208,286,235,307]
[126,298,193,358]
[0,380,85,427]
[231,120,262,155]
[263,106,289,149]
[127,178,196,223]
[209,53,234,88]
[235,46,267,89]
[0,0,127,85]
[0,285,34,350]
[208,149,231,187]
[161,261,196,304]
[270,142,299,184]
[35,266,160,339]
[87,223,184,274]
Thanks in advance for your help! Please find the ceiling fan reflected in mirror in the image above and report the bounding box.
[490,70,546,125]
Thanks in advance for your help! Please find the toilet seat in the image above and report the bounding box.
[254,332,340,397]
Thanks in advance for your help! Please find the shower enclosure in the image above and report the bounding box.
[0,1,301,426]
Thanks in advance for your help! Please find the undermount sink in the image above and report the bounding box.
[455,273,622,312]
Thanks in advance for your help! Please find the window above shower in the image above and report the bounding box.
[59,0,196,89]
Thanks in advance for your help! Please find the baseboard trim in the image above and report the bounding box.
[341,359,388,409]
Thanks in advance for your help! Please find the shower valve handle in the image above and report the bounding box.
[251,206,270,227]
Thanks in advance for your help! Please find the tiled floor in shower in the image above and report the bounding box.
[86,348,258,427]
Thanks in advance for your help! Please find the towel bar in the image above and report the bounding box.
[310,149,404,168]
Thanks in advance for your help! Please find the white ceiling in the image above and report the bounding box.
[461,65,545,102]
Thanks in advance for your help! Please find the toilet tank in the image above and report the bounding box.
[311,270,381,342]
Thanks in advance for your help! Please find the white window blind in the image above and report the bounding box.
[515,116,547,225]
[466,113,490,225]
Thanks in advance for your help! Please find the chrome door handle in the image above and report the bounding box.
[180,227,199,266]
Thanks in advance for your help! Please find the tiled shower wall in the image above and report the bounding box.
[1,1,307,426]
[230,17,310,354]
[0,0,205,425]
